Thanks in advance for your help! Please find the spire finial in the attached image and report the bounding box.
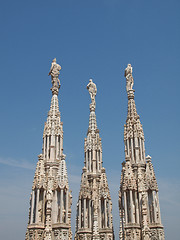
[87,79,97,111]
[48,58,61,95]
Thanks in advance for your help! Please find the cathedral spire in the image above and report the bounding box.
[75,79,114,240]
[119,64,165,240]
[124,64,145,164]
[26,59,72,240]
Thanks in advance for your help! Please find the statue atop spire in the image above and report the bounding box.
[87,79,97,110]
[48,58,61,95]
[125,63,134,92]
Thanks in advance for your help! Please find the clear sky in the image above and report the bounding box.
[0,0,180,239]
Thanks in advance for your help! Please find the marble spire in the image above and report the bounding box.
[75,79,114,240]
[25,59,72,240]
[119,64,165,240]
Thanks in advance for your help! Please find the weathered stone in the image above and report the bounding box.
[25,59,72,240]
[119,64,165,240]
[75,79,114,240]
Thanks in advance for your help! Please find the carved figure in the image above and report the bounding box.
[48,58,61,88]
[87,79,97,105]
[125,64,134,92]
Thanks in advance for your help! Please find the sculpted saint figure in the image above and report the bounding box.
[87,79,97,105]
[48,58,61,88]
[125,64,134,92]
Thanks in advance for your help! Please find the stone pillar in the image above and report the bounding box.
[66,190,69,223]
[43,137,46,158]
[92,150,96,173]
[131,138,134,162]
[130,190,135,223]
[104,198,107,228]
[50,139,55,162]
[134,137,140,163]
[47,136,49,160]
[79,199,81,229]
[84,198,86,228]
[54,190,58,223]
[42,190,46,223]
[127,139,130,157]
[153,191,157,223]
[124,192,128,223]
[56,136,58,159]
[142,141,146,161]
[156,192,162,224]
[99,199,101,229]
[97,150,99,172]
[89,200,91,229]
[86,151,88,169]
[30,190,35,224]
[135,191,139,224]
[139,139,143,162]
[60,136,63,157]
[89,150,92,172]
[60,189,63,223]
[35,189,40,223]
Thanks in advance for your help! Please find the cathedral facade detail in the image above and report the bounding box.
[25,59,72,240]
[118,64,165,240]
[75,79,114,240]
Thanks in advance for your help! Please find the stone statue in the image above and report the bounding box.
[87,79,97,105]
[125,64,134,92]
[48,58,61,90]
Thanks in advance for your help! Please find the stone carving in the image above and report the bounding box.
[75,80,114,240]
[87,79,97,106]
[119,64,164,240]
[26,64,72,240]
[48,58,61,94]
[125,64,134,92]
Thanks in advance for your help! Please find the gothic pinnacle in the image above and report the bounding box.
[48,58,61,95]
[119,64,165,240]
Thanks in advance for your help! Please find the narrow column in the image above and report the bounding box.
[99,199,101,229]
[92,150,96,173]
[100,151,102,169]
[66,190,69,223]
[134,137,140,163]
[124,192,128,223]
[156,192,162,224]
[142,141,146,161]
[42,190,45,223]
[89,200,91,229]
[131,138,134,162]
[30,190,35,224]
[79,199,81,229]
[89,150,92,172]
[126,139,130,157]
[153,191,157,223]
[35,189,40,223]
[139,139,143,162]
[47,136,49,160]
[97,150,100,172]
[130,190,135,223]
[54,190,58,223]
[60,136,63,156]
[43,137,46,158]
[60,188,63,223]
[56,135,58,159]
[85,151,88,169]
[135,191,139,224]
[104,198,107,228]
[84,198,86,228]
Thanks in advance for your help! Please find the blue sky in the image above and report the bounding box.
[0,0,180,239]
